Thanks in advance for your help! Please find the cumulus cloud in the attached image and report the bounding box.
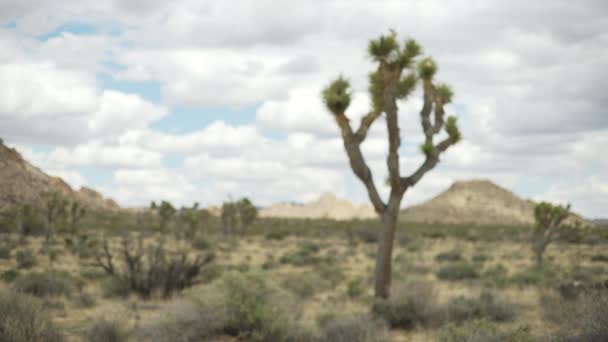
[0,0,606,217]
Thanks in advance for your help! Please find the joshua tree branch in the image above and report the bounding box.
[334,113,387,214]
[354,111,382,143]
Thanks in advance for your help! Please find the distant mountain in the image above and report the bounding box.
[593,219,608,226]
[259,193,376,220]
[400,179,591,226]
[0,141,118,215]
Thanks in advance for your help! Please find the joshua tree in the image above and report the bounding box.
[531,202,572,266]
[69,201,86,230]
[150,200,176,231]
[180,202,211,239]
[44,191,69,247]
[322,31,461,298]
[221,198,258,235]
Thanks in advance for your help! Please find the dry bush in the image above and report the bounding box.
[320,314,389,342]
[0,290,65,342]
[371,281,445,329]
[447,291,515,323]
[437,319,535,342]
[542,287,608,341]
[84,319,130,342]
[437,262,480,281]
[13,271,75,297]
[94,234,214,299]
[16,248,37,269]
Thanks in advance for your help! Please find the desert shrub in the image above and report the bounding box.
[282,272,326,299]
[372,281,444,329]
[265,230,288,241]
[137,300,227,342]
[191,237,212,250]
[472,254,490,263]
[102,276,131,298]
[542,288,608,341]
[84,319,129,342]
[437,262,479,281]
[0,290,65,342]
[437,319,535,342]
[481,264,509,288]
[509,265,559,287]
[16,248,37,269]
[74,292,97,308]
[13,271,74,297]
[590,254,608,263]
[1,268,19,282]
[436,250,463,262]
[347,277,366,298]
[349,226,379,244]
[0,245,11,259]
[93,235,214,299]
[218,271,297,341]
[319,314,389,342]
[280,248,324,266]
[447,291,515,323]
[318,262,346,287]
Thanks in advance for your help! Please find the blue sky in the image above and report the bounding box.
[0,0,606,218]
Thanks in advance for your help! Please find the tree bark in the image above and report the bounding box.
[374,202,400,298]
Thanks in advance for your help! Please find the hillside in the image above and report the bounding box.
[0,141,118,215]
[400,179,589,226]
[259,193,376,220]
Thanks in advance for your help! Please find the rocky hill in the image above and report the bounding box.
[259,193,376,220]
[0,141,119,215]
[400,179,589,226]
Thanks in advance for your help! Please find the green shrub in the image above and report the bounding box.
[509,265,559,287]
[218,271,298,341]
[1,269,19,282]
[372,281,444,329]
[590,254,608,263]
[320,314,389,342]
[16,249,37,269]
[102,276,131,298]
[437,262,479,281]
[435,250,463,262]
[13,271,74,297]
[472,254,490,263]
[84,319,129,342]
[447,291,515,323]
[481,264,509,287]
[347,277,366,298]
[437,319,535,342]
[0,245,11,259]
[265,230,288,241]
[349,226,379,244]
[192,238,212,250]
[0,290,65,341]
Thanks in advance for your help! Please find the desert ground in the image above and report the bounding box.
[1,211,607,341]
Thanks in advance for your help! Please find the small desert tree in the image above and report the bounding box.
[150,200,176,231]
[43,191,69,247]
[531,202,571,266]
[322,32,461,298]
[221,198,258,235]
[180,202,211,239]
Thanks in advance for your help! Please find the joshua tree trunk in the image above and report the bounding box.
[374,206,399,298]
[322,32,461,298]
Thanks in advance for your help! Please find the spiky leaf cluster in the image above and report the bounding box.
[368,71,384,113]
[417,57,437,80]
[445,116,461,142]
[397,73,417,99]
[420,141,436,156]
[368,34,399,62]
[435,83,454,104]
[398,39,422,67]
[322,77,351,115]
[534,202,570,227]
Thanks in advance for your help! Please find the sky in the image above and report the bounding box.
[0,1,606,218]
